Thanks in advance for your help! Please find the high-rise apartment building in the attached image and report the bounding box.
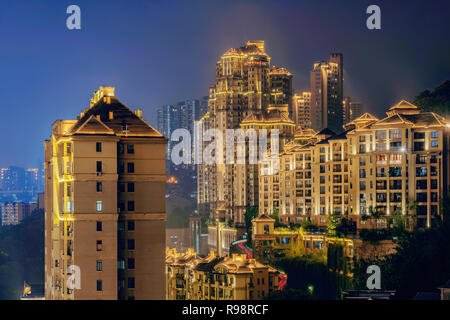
[292,91,312,129]
[197,41,294,226]
[156,97,209,160]
[310,53,344,134]
[1,202,37,226]
[343,96,364,125]
[260,100,449,229]
[44,86,167,300]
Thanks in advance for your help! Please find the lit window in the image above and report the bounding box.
[96,260,103,271]
[96,201,103,212]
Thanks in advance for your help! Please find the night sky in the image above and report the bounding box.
[0,0,449,168]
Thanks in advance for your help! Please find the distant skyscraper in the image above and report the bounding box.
[156,97,209,160]
[310,53,344,133]
[343,96,364,125]
[1,202,37,226]
[45,86,167,300]
[293,91,312,129]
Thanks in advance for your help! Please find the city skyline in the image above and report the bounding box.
[1,0,450,168]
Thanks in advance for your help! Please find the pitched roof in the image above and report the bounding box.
[70,96,163,138]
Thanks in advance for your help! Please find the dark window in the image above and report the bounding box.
[128,239,135,250]
[416,167,427,177]
[118,221,125,231]
[96,161,102,173]
[118,239,125,250]
[127,144,134,154]
[96,142,102,152]
[127,182,135,192]
[414,132,425,139]
[119,183,125,193]
[96,221,102,231]
[97,280,102,291]
[416,193,427,202]
[128,258,135,269]
[416,180,427,189]
[128,220,135,231]
[118,202,125,212]
[128,201,135,211]
[119,162,124,173]
[118,143,124,154]
[128,277,135,289]
[431,180,438,189]
[414,141,425,151]
[127,162,134,173]
[96,240,103,251]
[97,182,102,192]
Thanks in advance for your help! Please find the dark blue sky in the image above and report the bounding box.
[0,0,449,168]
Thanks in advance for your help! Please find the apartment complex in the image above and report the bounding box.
[310,53,344,134]
[1,202,37,226]
[166,248,280,300]
[292,91,312,129]
[260,100,449,229]
[156,97,209,159]
[44,86,167,300]
[197,40,294,226]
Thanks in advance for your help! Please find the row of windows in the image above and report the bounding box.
[96,239,135,251]
[96,200,135,212]
[96,161,135,173]
[96,258,135,271]
[96,142,135,154]
[96,182,135,192]
[96,220,135,231]
[97,278,136,292]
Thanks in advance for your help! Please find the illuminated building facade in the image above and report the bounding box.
[44,86,167,300]
[292,91,312,129]
[259,100,450,229]
[165,248,280,300]
[310,53,344,134]
[343,96,364,125]
[197,40,294,226]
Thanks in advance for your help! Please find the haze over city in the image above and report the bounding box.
[0,0,449,168]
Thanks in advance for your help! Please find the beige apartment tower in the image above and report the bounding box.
[44,86,167,300]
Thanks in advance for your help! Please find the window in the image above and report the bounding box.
[118,143,124,154]
[96,260,103,271]
[375,130,386,140]
[127,144,134,154]
[96,221,102,231]
[96,201,103,212]
[118,260,125,269]
[128,220,135,231]
[96,142,102,152]
[96,161,102,173]
[127,162,134,173]
[118,202,125,212]
[431,140,438,148]
[128,201,135,211]
[97,280,102,291]
[66,201,72,213]
[96,240,103,251]
[431,180,438,189]
[414,132,425,139]
[97,182,102,192]
[128,239,135,250]
[416,193,427,202]
[431,131,438,139]
[416,167,427,177]
[128,258,135,269]
[128,277,135,289]
[119,162,124,173]
[414,141,425,151]
[416,180,427,190]
[127,182,135,192]
[389,128,401,139]
[119,183,125,192]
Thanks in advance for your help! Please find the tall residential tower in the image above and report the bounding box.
[44,86,167,300]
